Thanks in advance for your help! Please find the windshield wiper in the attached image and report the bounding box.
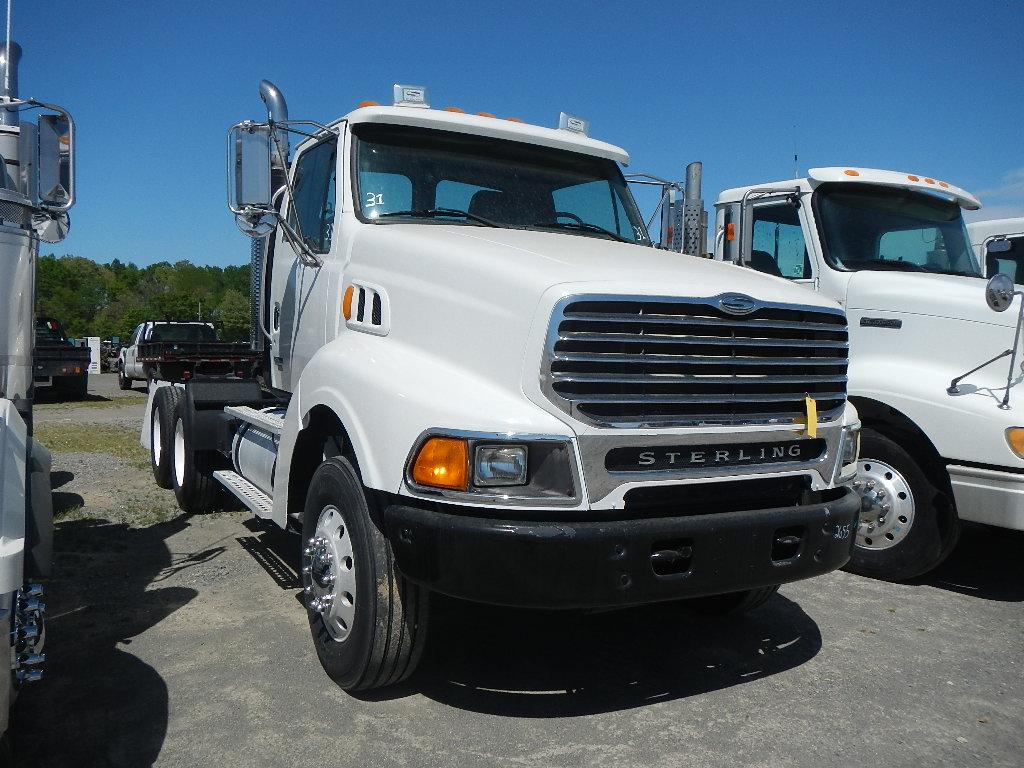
[375,208,500,228]
[535,219,632,243]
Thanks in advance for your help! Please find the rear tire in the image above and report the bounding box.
[150,386,181,489]
[117,365,132,391]
[301,457,428,691]
[687,584,780,615]
[844,428,958,581]
[170,402,221,514]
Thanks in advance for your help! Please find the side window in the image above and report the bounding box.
[751,203,811,279]
[986,235,1024,284]
[287,139,337,253]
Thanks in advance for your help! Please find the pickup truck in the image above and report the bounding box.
[33,317,90,400]
[117,320,261,389]
[711,168,1024,580]
[142,82,862,692]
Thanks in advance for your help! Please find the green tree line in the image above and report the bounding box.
[36,254,251,342]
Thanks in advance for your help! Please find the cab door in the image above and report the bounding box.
[269,134,339,391]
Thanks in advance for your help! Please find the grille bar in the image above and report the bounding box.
[558,332,849,349]
[543,296,849,427]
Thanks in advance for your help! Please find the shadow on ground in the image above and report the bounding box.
[924,522,1024,602]
[409,592,822,717]
[33,389,114,406]
[12,506,221,767]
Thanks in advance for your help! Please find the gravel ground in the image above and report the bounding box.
[10,374,1024,767]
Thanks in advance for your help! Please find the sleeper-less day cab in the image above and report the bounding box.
[714,168,1024,580]
[143,84,861,690]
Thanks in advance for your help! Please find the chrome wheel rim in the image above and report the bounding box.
[303,504,356,642]
[173,419,186,488]
[853,459,915,550]
[152,411,162,466]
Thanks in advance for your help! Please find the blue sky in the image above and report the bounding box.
[14,0,1024,267]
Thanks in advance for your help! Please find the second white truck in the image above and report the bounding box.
[710,167,1024,580]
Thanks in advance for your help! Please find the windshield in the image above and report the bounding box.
[148,324,218,343]
[353,124,649,244]
[815,183,981,277]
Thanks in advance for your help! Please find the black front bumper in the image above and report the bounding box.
[382,487,860,609]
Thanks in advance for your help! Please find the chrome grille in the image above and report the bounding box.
[543,296,849,427]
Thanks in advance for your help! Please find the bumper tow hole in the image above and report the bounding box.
[772,526,804,562]
[650,538,693,576]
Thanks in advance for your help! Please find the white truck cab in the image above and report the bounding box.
[714,167,1024,579]
[144,84,862,691]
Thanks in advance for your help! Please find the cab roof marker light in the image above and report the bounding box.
[358,100,379,108]
[393,84,429,108]
[558,112,589,135]
[844,169,860,177]
[907,174,920,182]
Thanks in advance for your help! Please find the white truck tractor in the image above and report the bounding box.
[969,217,1024,282]
[143,83,862,691]
[706,167,1024,580]
[0,39,76,759]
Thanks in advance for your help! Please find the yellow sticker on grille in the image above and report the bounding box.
[804,396,817,438]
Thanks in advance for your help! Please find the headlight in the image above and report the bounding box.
[407,433,577,502]
[838,424,861,481]
[474,445,528,486]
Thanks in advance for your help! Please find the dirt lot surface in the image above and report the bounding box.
[11,374,1024,767]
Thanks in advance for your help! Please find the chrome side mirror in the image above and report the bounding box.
[227,122,275,237]
[37,114,71,208]
[986,272,1015,312]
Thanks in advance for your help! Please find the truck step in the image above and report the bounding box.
[214,470,273,518]
[224,405,285,436]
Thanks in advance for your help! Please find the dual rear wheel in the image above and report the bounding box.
[149,385,221,513]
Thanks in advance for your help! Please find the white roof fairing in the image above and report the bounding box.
[344,106,630,166]
[717,167,981,211]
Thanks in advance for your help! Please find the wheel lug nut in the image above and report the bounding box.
[877,516,886,524]
[867,525,875,532]
[866,480,876,490]
[882,504,891,513]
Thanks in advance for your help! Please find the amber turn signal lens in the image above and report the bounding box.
[725,222,735,242]
[1006,428,1024,458]
[342,285,354,320]
[412,437,469,490]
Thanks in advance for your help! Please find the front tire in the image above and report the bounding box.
[117,365,132,391]
[844,428,958,581]
[301,457,428,691]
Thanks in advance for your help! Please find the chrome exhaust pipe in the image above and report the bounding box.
[0,40,20,127]
[259,79,289,168]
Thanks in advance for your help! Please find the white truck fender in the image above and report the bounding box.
[270,334,576,527]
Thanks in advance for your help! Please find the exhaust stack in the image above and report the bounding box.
[259,79,289,169]
[0,41,20,126]
[682,161,706,257]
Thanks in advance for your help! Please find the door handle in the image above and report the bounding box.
[273,302,281,330]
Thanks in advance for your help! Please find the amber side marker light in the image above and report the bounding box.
[342,285,354,320]
[412,437,469,491]
[844,169,860,177]
[1006,428,1024,459]
[725,222,735,242]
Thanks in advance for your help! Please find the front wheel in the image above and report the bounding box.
[301,457,428,691]
[844,428,959,581]
[117,365,132,391]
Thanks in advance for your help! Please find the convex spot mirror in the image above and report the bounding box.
[985,272,1016,312]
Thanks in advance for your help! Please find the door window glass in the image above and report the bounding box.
[751,203,811,279]
[287,139,337,253]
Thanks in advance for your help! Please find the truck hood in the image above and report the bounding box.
[378,224,843,310]
[844,270,1017,328]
